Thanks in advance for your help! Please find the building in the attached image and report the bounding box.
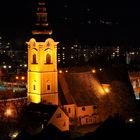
[27,103,69,132]
[27,38,59,105]
[25,0,136,132]
[26,1,70,131]
[129,71,140,100]
[27,37,70,131]
[27,37,101,128]
[27,35,136,127]
[57,43,127,67]
[58,69,111,126]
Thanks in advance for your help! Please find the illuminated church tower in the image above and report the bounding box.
[27,0,59,105]
[27,38,59,105]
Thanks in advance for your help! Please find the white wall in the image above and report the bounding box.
[48,107,69,131]
[63,104,76,119]
[76,105,94,117]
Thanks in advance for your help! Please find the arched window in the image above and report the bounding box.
[32,54,37,64]
[46,53,51,64]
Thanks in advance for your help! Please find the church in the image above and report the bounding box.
[25,0,137,132]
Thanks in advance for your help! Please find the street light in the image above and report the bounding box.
[5,108,12,117]
[21,76,25,80]
[65,70,68,73]
[92,69,96,73]
[59,70,63,74]
[15,76,19,80]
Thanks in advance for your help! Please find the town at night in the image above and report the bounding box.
[0,0,140,139]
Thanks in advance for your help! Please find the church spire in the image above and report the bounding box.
[32,0,52,40]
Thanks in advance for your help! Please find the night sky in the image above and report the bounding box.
[0,0,140,47]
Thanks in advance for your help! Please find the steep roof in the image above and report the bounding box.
[58,66,137,120]
[58,71,105,106]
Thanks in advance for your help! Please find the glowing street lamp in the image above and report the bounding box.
[5,108,12,117]
[21,76,25,80]
[59,70,63,74]
[15,76,19,80]
[24,64,27,67]
[92,69,96,73]
[129,118,134,122]
[99,68,102,71]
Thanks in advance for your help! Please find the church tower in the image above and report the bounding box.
[32,0,52,40]
[27,38,59,105]
[27,0,59,105]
